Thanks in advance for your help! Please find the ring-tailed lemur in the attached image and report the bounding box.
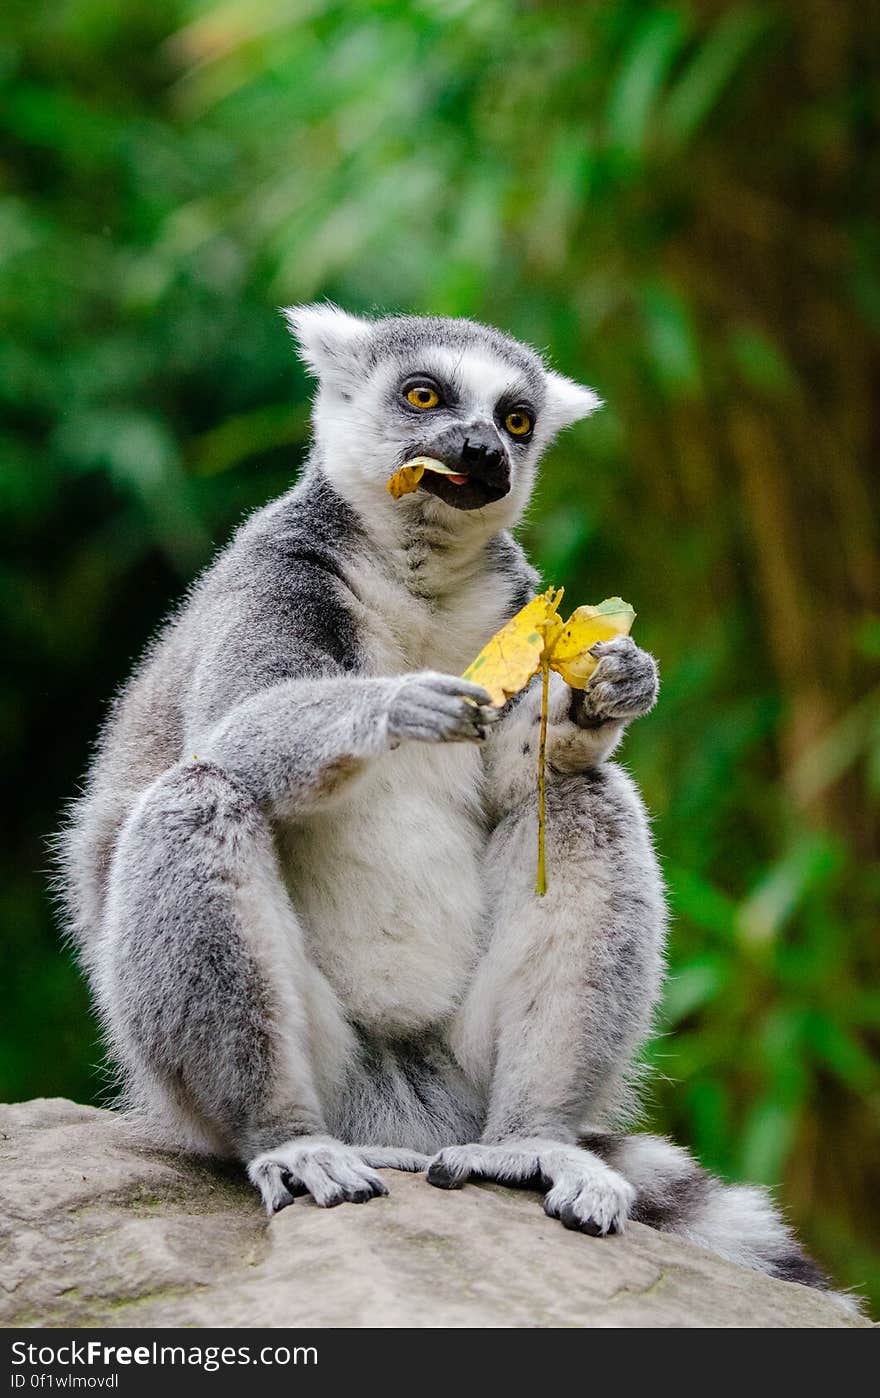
[59,305,855,1310]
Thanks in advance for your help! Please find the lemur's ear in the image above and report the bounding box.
[282,303,370,380]
[543,371,603,432]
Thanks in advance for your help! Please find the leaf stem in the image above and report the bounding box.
[536,660,549,896]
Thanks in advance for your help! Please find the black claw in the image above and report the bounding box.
[279,1171,308,1198]
[319,1188,346,1208]
[559,1202,604,1235]
[500,1169,548,1193]
[427,1161,464,1190]
[543,1197,560,1220]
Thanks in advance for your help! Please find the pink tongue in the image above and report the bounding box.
[448,473,468,486]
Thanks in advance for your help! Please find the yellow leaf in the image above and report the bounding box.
[462,588,564,706]
[462,588,636,897]
[549,597,636,689]
[462,589,634,707]
[387,455,459,500]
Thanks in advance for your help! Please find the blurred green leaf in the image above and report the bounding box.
[729,325,799,398]
[666,865,737,940]
[740,1097,799,1184]
[662,954,729,1024]
[736,835,840,946]
[606,8,686,161]
[662,5,773,147]
[807,1014,879,1093]
[788,689,880,807]
[854,615,880,661]
[640,281,703,397]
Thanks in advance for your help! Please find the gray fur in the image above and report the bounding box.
[57,304,856,1310]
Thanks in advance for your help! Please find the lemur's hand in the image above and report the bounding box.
[574,635,659,726]
[387,671,497,744]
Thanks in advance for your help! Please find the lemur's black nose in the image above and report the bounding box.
[461,433,504,473]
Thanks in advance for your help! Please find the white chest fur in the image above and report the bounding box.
[278,740,486,1035]
[277,538,511,1036]
[346,536,513,677]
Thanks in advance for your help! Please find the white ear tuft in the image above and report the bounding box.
[544,370,603,431]
[282,302,370,379]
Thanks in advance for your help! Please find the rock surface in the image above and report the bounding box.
[0,1099,869,1329]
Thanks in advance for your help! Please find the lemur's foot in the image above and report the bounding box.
[248,1136,429,1215]
[426,1138,634,1237]
[577,635,659,724]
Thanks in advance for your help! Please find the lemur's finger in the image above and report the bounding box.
[403,697,491,740]
[249,1160,297,1215]
[588,635,635,660]
[324,1157,388,1202]
[405,694,490,729]
[294,1154,357,1207]
[278,1170,309,1199]
[426,1158,470,1189]
[422,674,493,705]
[556,1202,606,1236]
[405,688,484,721]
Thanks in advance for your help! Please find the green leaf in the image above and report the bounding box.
[737,836,840,947]
[663,5,773,147]
[606,8,686,159]
[807,1014,879,1092]
[729,326,799,398]
[640,282,702,397]
[666,865,737,940]
[662,955,728,1024]
[740,1097,799,1185]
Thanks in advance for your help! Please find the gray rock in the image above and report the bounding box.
[0,1099,869,1328]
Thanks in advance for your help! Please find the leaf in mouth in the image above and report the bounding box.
[387,455,460,499]
[383,455,458,500]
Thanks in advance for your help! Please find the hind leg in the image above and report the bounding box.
[101,760,426,1213]
[433,672,666,1233]
[433,782,661,1234]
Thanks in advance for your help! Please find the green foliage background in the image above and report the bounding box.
[2,0,878,1306]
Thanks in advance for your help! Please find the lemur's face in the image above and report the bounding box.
[380,347,535,513]
[285,305,600,528]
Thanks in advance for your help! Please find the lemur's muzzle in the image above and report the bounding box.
[410,421,511,511]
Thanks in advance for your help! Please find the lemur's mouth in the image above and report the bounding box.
[401,455,509,512]
[391,425,512,512]
[419,470,509,511]
[388,443,510,511]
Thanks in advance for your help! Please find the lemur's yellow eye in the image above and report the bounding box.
[406,385,440,409]
[505,409,532,437]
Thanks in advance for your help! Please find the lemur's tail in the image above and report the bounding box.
[580,1131,863,1318]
